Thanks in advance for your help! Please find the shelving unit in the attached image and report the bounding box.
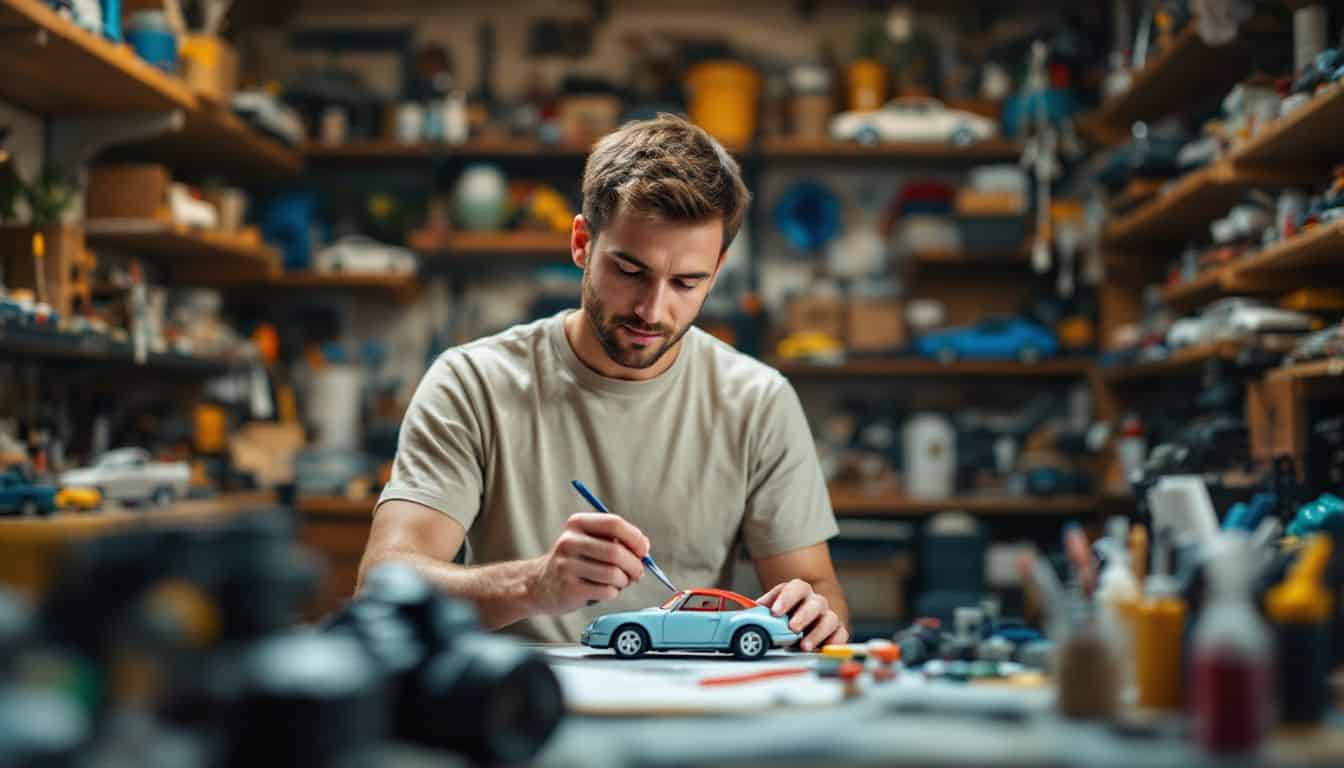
[775,357,1092,378]
[758,136,1023,163]
[830,485,1098,517]
[303,138,592,161]
[85,218,281,282]
[1100,340,1254,383]
[229,272,423,303]
[1077,26,1256,146]
[0,326,235,374]
[410,229,573,262]
[0,0,301,179]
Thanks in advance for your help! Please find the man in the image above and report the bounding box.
[360,114,849,651]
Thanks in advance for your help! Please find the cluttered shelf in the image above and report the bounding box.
[0,0,300,179]
[1099,339,1263,383]
[1234,79,1344,166]
[829,485,1097,516]
[0,0,192,114]
[773,357,1092,378]
[86,218,281,281]
[0,325,237,374]
[757,136,1023,162]
[1077,25,1255,146]
[303,138,592,161]
[1267,357,1344,382]
[410,229,572,260]
[215,272,423,303]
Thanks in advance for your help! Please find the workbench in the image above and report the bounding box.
[525,645,1344,768]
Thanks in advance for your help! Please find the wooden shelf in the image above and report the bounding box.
[759,136,1022,162]
[0,0,300,180]
[911,247,1028,266]
[1268,357,1344,382]
[0,0,193,114]
[296,496,376,516]
[1232,218,1344,280]
[1161,268,1229,311]
[1100,339,1263,382]
[1234,84,1344,167]
[0,326,235,374]
[304,138,592,161]
[410,229,572,261]
[86,219,281,281]
[1077,25,1255,145]
[830,485,1097,517]
[1103,161,1317,248]
[774,357,1092,378]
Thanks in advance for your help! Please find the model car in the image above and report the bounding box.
[0,468,58,516]
[830,98,997,146]
[579,588,801,660]
[915,317,1059,363]
[1197,298,1318,341]
[1285,322,1344,364]
[313,235,417,275]
[61,448,190,506]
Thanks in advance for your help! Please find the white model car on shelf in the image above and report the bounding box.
[61,448,190,506]
[830,98,998,145]
[314,236,417,275]
[1197,298,1318,341]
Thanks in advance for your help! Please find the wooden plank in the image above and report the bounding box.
[1233,84,1344,167]
[411,229,573,260]
[1161,269,1228,312]
[86,218,281,280]
[1268,357,1344,382]
[1233,219,1344,279]
[133,106,304,179]
[1101,340,1245,382]
[304,139,592,161]
[759,136,1023,162]
[1078,26,1255,146]
[829,485,1096,516]
[0,0,193,115]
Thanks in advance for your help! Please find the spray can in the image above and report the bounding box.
[1192,533,1274,754]
[1095,516,1140,699]
[1134,529,1186,711]
[1264,535,1334,724]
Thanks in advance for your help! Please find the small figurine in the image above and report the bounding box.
[580,588,801,660]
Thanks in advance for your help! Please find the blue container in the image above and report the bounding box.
[125,11,177,73]
[101,0,121,42]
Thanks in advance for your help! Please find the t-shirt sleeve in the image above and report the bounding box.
[740,374,839,559]
[375,352,486,532]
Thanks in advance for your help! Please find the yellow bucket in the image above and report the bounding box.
[685,61,760,147]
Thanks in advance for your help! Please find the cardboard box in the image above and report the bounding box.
[181,35,239,106]
[86,164,171,221]
[786,295,847,340]
[846,298,906,352]
[0,224,85,317]
[835,557,911,620]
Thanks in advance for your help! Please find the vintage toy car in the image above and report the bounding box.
[1197,298,1318,341]
[1285,322,1344,365]
[830,98,997,146]
[915,317,1058,363]
[313,235,417,275]
[0,468,58,516]
[580,588,801,660]
[55,486,102,511]
[61,447,190,506]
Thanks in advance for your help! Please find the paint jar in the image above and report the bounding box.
[684,61,760,147]
[1134,531,1187,712]
[125,11,178,73]
[1055,597,1119,720]
[1265,535,1334,724]
[846,59,887,111]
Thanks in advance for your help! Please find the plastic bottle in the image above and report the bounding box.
[1264,535,1334,724]
[1055,593,1120,720]
[1192,533,1274,754]
[1094,516,1140,699]
[1133,529,1186,711]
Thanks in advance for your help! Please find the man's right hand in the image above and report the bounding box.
[527,513,651,615]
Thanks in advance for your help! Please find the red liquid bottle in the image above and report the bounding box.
[1191,534,1273,754]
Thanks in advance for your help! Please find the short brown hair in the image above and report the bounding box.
[581,114,751,254]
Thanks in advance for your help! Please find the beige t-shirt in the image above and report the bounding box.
[375,311,838,642]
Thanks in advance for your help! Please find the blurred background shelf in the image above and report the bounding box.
[1076,26,1256,146]
[0,327,236,374]
[216,272,423,303]
[1267,358,1344,383]
[304,138,592,162]
[758,136,1023,162]
[774,358,1093,378]
[830,484,1098,517]
[85,218,281,281]
[1232,84,1344,167]
[410,229,573,261]
[1100,340,1259,383]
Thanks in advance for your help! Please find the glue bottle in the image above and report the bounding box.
[1094,516,1140,699]
[1133,528,1186,711]
[1264,535,1334,724]
[1192,533,1273,754]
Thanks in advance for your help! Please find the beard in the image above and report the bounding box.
[582,272,693,370]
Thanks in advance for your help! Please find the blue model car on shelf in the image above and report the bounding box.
[580,588,801,660]
[915,317,1059,363]
[0,468,58,517]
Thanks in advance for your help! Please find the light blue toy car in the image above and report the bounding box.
[915,317,1059,363]
[580,589,801,660]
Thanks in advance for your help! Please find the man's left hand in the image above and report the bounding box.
[758,578,849,652]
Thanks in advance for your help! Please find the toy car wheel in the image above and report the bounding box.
[855,125,881,146]
[611,625,649,659]
[19,499,38,517]
[1019,346,1041,364]
[152,487,175,507]
[731,626,769,660]
[951,124,975,146]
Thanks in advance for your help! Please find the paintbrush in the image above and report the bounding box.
[571,480,677,593]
